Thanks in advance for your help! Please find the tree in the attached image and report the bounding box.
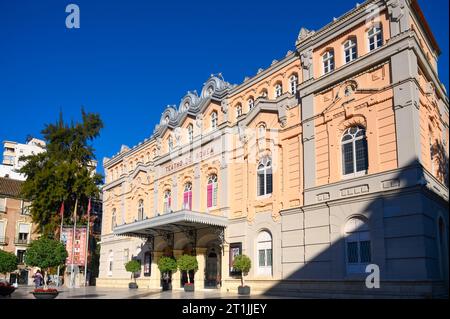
[0,250,18,279]
[176,255,198,285]
[232,254,251,287]
[19,109,104,237]
[157,256,177,289]
[125,260,141,284]
[24,237,68,288]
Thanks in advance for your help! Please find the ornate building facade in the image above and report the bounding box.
[97,0,449,297]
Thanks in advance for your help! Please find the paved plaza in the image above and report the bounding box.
[2,285,291,299]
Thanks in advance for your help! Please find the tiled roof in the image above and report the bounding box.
[0,177,23,198]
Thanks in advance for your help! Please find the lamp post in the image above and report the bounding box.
[70,197,78,288]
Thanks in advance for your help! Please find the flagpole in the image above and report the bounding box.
[57,201,64,287]
[83,198,91,287]
[70,197,78,288]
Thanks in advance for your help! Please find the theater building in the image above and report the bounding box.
[97,0,449,297]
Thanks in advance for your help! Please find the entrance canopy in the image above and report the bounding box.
[113,210,228,238]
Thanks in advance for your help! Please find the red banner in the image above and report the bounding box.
[61,227,87,266]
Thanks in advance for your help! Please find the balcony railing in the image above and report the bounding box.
[0,236,8,245]
[14,238,30,245]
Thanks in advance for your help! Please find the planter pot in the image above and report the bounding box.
[129,282,138,289]
[238,286,250,295]
[31,291,59,299]
[184,284,194,292]
[0,286,16,297]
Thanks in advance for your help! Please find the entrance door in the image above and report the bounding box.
[205,248,220,288]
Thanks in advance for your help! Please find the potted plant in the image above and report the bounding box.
[177,254,198,292]
[125,259,141,289]
[157,256,177,291]
[0,250,18,297]
[24,237,68,299]
[232,254,251,295]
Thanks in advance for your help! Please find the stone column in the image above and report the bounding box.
[151,251,163,289]
[172,249,184,289]
[194,247,207,290]
[220,243,230,292]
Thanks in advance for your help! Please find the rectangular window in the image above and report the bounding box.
[17,250,26,264]
[207,184,213,208]
[359,241,371,263]
[343,143,354,175]
[355,139,368,172]
[266,249,272,267]
[0,221,5,243]
[258,250,266,267]
[266,173,273,194]
[258,173,265,196]
[347,241,358,263]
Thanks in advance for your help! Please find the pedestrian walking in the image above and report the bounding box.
[32,270,43,288]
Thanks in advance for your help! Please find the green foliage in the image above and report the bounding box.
[232,254,251,274]
[157,256,177,274]
[19,109,104,237]
[0,250,18,274]
[177,254,198,272]
[125,260,141,273]
[24,237,68,270]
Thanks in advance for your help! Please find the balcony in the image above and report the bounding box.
[14,238,30,246]
[0,236,8,245]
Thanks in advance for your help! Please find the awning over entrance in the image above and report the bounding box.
[113,210,228,239]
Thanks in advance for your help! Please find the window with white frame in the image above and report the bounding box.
[211,111,218,129]
[183,182,193,210]
[343,38,357,63]
[163,190,172,213]
[207,174,218,208]
[0,220,5,243]
[274,84,282,98]
[17,223,30,244]
[248,98,254,110]
[236,104,243,118]
[0,197,6,212]
[188,124,194,144]
[289,75,298,94]
[257,156,273,196]
[138,199,144,221]
[341,126,368,176]
[322,50,335,74]
[345,218,371,273]
[257,231,272,276]
[168,136,174,152]
[368,26,383,51]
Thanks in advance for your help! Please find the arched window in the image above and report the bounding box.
[257,156,273,196]
[188,124,194,144]
[111,208,117,231]
[343,38,357,63]
[138,199,144,221]
[368,26,383,51]
[323,50,335,74]
[345,217,371,273]
[168,136,174,152]
[236,104,243,118]
[257,124,266,139]
[183,182,193,210]
[207,174,218,208]
[163,190,171,213]
[289,75,298,94]
[248,98,254,110]
[341,126,368,176]
[260,89,268,98]
[257,231,272,276]
[429,129,435,174]
[274,83,283,98]
[211,111,218,129]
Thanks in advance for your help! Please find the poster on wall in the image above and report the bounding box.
[229,242,242,276]
[62,227,87,266]
[144,252,151,277]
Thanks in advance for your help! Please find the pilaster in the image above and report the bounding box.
[194,247,207,290]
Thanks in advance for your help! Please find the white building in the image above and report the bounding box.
[0,138,46,181]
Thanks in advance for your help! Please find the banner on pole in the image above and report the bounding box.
[62,227,87,266]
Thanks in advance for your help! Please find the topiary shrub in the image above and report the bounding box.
[125,259,141,284]
[177,255,198,286]
[232,254,251,288]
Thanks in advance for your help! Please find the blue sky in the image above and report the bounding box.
[0,0,448,176]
